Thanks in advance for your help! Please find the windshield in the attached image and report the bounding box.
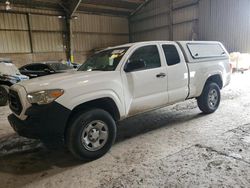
[48,63,73,71]
[0,63,21,75]
[78,47,129,71]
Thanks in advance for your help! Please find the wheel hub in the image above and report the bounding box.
[88,128,100,142]
[81,120,109,152]
[208,89,218,108]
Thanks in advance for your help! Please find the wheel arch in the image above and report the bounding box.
[197,74,223,98]
[64,97,121,141]
[205,74,223,89]
[68,97,121,122]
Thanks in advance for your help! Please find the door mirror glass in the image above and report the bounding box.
[124,59,146,72]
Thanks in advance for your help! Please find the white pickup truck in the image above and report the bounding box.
[8,41,231,160]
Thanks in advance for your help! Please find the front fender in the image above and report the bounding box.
[56,89,126,118]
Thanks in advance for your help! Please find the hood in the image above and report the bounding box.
[17,71,118,93]
[17,74,29,81]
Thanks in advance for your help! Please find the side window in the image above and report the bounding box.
[23,65,37,71]
[128,45,161,70]
[162,45,180,66]
[19,66,26,71]
[38,64,50,71]
[27,64,48,71]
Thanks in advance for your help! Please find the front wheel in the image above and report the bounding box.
[0,85,8,106]
[66,109,117,160]
[197,82,221,114]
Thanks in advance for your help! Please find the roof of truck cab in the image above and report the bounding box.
[105,41,222,49]
[107,41,171,48]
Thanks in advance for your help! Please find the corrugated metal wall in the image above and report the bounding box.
[130,0,199,42]
[30,14,66,53]
[0,13,30,53]
[72,13,129,62]
[0,6,129,66]
[172,0,199,40]
[199,0,250,53]
[0,6,67,66]
[132,0,250,53]
[130,0,170,41]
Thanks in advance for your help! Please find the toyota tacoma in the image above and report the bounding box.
[8,41,231,160]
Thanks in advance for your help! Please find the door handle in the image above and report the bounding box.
[156,73,166,78]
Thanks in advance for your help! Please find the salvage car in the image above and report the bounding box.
[8,41,231,160]
[0,59,29,106]
[19,61,74,79]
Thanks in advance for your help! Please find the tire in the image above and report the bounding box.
[197,82,221,114]
[0,85,8,106]
[66,109,117,160]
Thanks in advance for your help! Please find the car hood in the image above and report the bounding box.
[17,74,29,81]
[17,71,118,93]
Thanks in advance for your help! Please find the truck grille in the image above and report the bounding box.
[9,89,23,115]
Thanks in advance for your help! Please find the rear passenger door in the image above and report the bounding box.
[161,43,189,103]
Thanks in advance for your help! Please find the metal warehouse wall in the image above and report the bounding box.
[199,0,250,53]
[0,6,129,67]
[72,13,129,62]
[130,0,199,42]
[130,0,171,41]
[0,7,67,67]
[132,0,250,53]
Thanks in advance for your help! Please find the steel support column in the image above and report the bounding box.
[169,0,173,41]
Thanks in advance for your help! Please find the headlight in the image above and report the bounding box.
[27,89,64,105]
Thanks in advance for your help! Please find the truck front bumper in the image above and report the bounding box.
[8,102,71,145]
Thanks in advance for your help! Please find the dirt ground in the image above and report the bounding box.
[0,71,250,188]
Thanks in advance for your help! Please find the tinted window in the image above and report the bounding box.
[162,45,180,66]
[25,64,49,71]
[128,45,161,70]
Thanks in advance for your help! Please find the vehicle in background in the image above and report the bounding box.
[0,59,29,106]
[71,62,81,69]
[19,61,74,79]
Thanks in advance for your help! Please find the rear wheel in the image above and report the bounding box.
[66,109,116,160]
[197,82,221,114]
[0,85,8,106]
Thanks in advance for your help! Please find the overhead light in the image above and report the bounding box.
[58,15,64,19]
[5,0,11,11]
[72,16,78,20]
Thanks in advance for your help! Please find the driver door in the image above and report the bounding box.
[122,44,168,116]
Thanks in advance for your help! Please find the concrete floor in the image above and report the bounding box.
[0,72,250,188]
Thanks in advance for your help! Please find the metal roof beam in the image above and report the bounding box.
[77,3,132,15]
[130,0,152,17]
[77,0,142,9]
[69,0,82,17]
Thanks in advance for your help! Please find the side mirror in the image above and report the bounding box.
[124,59,146,72]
